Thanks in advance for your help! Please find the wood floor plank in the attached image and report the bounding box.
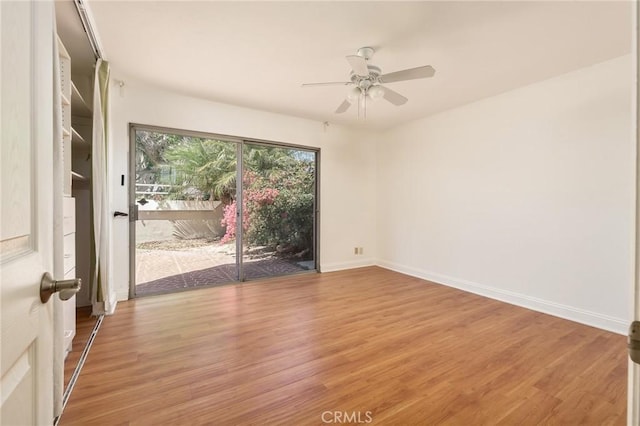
[60,267,627,425]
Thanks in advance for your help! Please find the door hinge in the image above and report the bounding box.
[629,321,640,364]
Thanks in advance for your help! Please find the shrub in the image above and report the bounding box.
[220,161,314,258]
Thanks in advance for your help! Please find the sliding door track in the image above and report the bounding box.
[54,314,104,425]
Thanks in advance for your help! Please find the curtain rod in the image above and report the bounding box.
[73,0,104,60]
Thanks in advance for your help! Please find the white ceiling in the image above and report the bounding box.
[88,1,632,130]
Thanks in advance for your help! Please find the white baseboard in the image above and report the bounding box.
[92,297,118,316]
[376,259,627,335]
[116,288,129,302]
[321,258,375,273]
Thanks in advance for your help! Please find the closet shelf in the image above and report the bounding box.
[71,171,88,181]
[71,127,87,145]
[71,82,92,118]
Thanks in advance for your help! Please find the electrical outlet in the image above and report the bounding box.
[354,247,358,255]
[358,247,364,255]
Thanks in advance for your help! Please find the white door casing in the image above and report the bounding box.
[1,1,56,424]
[631,1,640,424]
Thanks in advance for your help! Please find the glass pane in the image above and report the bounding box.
[240,143,317,280]
[134,129,239,295]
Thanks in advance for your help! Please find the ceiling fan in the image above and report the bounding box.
[302,47,435,116]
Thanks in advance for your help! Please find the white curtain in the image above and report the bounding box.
[92,59,116,314]
[52,17,65,418]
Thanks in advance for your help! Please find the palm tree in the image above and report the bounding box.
[163,138,237,203]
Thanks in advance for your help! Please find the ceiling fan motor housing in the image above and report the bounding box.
[350,65,381,92]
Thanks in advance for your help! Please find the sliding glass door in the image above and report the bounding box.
[240,143,317,280]
[130,125,318,296]
[132,128,240,296]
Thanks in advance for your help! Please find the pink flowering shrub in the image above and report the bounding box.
[220,172,279,244]
[220,159,314,255]
[220,201,243,244]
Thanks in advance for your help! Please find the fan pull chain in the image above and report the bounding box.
[358,91,367,120]
[364,92,367,119]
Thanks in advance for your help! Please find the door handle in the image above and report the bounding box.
[114,211,128,217]
[40,272,81,303]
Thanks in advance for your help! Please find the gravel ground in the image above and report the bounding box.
[136,238,221,251]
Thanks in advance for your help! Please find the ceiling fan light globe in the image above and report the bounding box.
[368,85,384,100]
[346,87,361,102]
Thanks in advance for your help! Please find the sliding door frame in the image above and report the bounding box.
[235,141,244,281]
[128,123,320,298]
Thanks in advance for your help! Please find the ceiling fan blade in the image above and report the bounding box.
[301,81,352,87]
[346,55,369,77]
[335,99,351,114]
[379,65,435,84]
[382,86,408,106]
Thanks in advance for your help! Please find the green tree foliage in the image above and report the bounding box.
[163,138,237,203]
[135,130,179,185]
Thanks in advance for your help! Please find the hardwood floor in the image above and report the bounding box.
[60,267,627,425]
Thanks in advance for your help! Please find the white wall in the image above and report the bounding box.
[376,55,635,333]
[108,77,377,300]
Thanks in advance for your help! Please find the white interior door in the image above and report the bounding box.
[1,1,56,424]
